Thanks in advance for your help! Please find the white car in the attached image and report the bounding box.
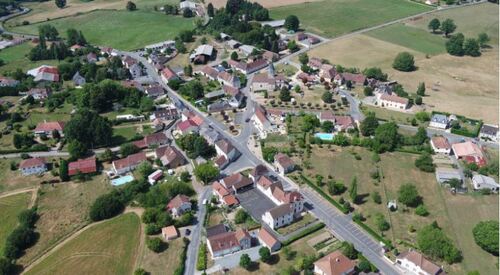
[202,199,208,205]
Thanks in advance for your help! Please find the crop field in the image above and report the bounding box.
[269,0,432,38]
[25,213,141,275]
[9,10,194,50]
[0,192,32,257]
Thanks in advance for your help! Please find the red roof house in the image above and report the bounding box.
[68,158,97,176]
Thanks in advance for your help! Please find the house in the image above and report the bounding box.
[435,167,463,185]
[155,145,186,168]
[479,124,499,142]
[249,164,270,183]
[128,63,142,78]
[226,39,241,49]
[161,67,179,83]
[196,65,219,80]
[262,50,279,62]
[166,194,192,217]
[274,153,295,175]
[451,141,486,166]
[472,174,499,192]
[162,225,179,240]
[341,73,366,86]
[253,105,273,138]
[214,155,229,169]
[148,169,163,185]
[112,152,147,175]
[27,65,60,82]
[220,173,253,193]
[177,119,199,134]
[144,84,164,98]
[122,56,137,68]
[377,93,409,110]
[144,40,175,52]
[228,59,268,75]
[333,116,355,132]
[207,228,251,258]
[0,76,19,87]
[313,250,356,275]
[258,177,304,214]
[68,158,97,176]
[149,108,179,121]
[430,136,452,155]
[215,139,239,162]
[297,72,316,84]
[19,157,47,176]
[190,44,215,64]
[217,71,241,88]
[86,52,98,63]
[70,44,84,52]
[251,73,276,92]
[133,132,169,149]
[26,87,52,100]
[238,45,256,57]
[206,224,228,238]
[72,72,86,88]
[262,203,294,230]
[199,127,221,145]
[396,250,443,275]
[258,227,281,252]
[212,181,239,207]
[429,114,449,129]
[308,57,323,70]
[34,121,65,137]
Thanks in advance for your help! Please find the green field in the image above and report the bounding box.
[269,0,432,38]
[10,10,194,50]
[0,42,61,74]
[0,192,32,257]
[25,213,141,275]
[366,23,446,55]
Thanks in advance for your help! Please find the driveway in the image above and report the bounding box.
[203,245,262,274]
[236,188,276,222]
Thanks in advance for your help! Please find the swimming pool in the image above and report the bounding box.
[314,133,334,141]
[111,175,134,186]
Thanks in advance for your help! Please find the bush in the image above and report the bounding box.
[398,184,421,207]
[374,213,390,232]
[196,243,208,271]
[392,52,416,72]
[0,258,15,275]
[415,205,429,216]
[472,220,498,255]
[18,208,38,228]
[415,153,435,172]
[145,223,162,235]
[417,223,462,263]
[5,226,37,259]
[371,192,382,204]
[134,268,149,275]
[146,237,166,253]
[259,246,271,263]
[89,192,125,221]
[235,209,249,224]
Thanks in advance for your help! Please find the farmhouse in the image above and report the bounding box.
[430,136,451,155]
[429,114,449,129]
[215,138,239,162]
[376,93,409,110]
[274,153,295,175]
[161,67,179,83]
[68,158,97,176]
[155,145,186,168]
[27,65,60,82]
[166,194,192,217]
[313,250,356,275]
[258,227,281,252]
[34,121,65,137]
[396,250,443,275]
[26,87,52,100]
[19,157,47,176]
[479,124,499,142]
[451,141,486,166]
[190,44,215,64]
[112,152,147,175]
[471,174,499,192]
[207,228,251,258]
[262,203,294,230]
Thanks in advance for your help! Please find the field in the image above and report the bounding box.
[207,0,320,9]
[25,213,141,275]
[0,159,51,193]
[307,6,499,124]
[0,192,32,257]
[9,10,194,50]
[19,175,112,266]
[269,0,432,38]
[136,236,184,275]
[0,42,61,74]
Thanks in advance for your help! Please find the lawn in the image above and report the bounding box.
[361,105,418,125]
[276,213,317,235]
[366,23,446,55]
[0,42,61,74]
[136,236,185,275]
[0,192,32,257]
[9,10,195,50]
[112,126,141,144]
[269,0,432,38]
[25,213,141,275]
[0,158,49,193]
[19,175,112,266]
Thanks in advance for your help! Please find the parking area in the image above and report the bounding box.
[236,188,276,221]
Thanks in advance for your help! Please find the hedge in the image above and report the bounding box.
[299,175,349,214]
[353,220,393,249]
[196,243,207,271]
[282,223,325,246]
[0,145,50,155]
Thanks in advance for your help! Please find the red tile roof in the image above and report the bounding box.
[258,228,280,249]
[223,194,239,206]
[275,153,294,168]
[19,157,46,169]
[113,152,147,170]
[68,158,97,176]
[431,136,451,150]
[380,93,409,105]
[34,121,65,132]
[314,250,356,275]
[167,194,190,211]
[397,250,442,275]
[162,67,177,80]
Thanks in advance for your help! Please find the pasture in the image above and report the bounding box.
[25,213,141,275]
[136,236,185,275]
[0,192,32,257]
[206,0,320,9]
[269,0,432,38]
[9,10,194,50]
[0,42,60,74]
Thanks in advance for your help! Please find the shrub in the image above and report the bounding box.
[196,243,208,271]
[89,192,125,221]
[392,52,416,72]
[417,223,462,263]
[146,237,166,253]
[235,209,249,224]
[473,220,498,255]
[398,184,421,207]
[415,205,429,216]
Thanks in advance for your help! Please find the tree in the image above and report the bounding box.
[357,259,372,273]
[194,163,219,184]
[374,213,390,232]
[321,121,334,132]
[183,8,193,17]
[298,53,309,65]
[239,253,252,270]
[362,67,387,81]
[136,162,153,180]
[415,96,422,105]
[371,191,382,204]
[398,183,421,207]
[146,237,166,253]
[234,209,249,224]
[415,153,435,172]
[392,52,416,72]
[89,192,125,221]
[259,247,271,262]
[473,220,498,255]
[68,140,87,159]
[477,32,490,48]
[59,159,69,181]
[416,82,426,96]
[360,112,379,136]
[230,51,238,61]
[287,40,299,52]
[183,65,193,77]
[279,87,292,102]
[0,258,14,275]
[321,91,333,103]
[126,1,137,11]
[349,176,358,203]
[417,223,462,263]
[373,122,400,152]
[64,109,113,148]
[134,268,149,275]
[284,15,300,31]
[428,18,440,33]
[341,241,358,259]
[178,30,194,42]
[446,33,464,56]
[415,111,430,122]
[207,3,214,17]
[441,19,456,37]
[463,38,481,57]
[120,143,140,157]
[55,0,66,9]
[328,181,346,195]
[363,86,374,96]
[415,205,429,216]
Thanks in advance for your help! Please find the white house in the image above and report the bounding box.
[274,153,295,175]
[396,250,443,275]
[251,73,276,92]
[262,203,294,230]
[429,114,449,129]
[112,152,147,175]
[19,158,47,176]
[215,138,239,161]
[376,93,409,110]
[430,136,452,155]
[472,174,500,192]
[479,124,499,142]
[257,177,304,215]
[207,229,251,258]
[253,105,272,138]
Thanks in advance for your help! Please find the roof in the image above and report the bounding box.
[19,157,46,169]
[113,152,147,170]
[480,124,499,136]
[160,146,185,165]
[145,85,164,97]
[314,250,356,275]
[213,181,230,197]
[380,93,409,105]
[397,250,442,275]
[223,194,239,206]
[257,175,274,189]
[435,167,462,181]
[193,44,214,56]
[252,73,275,85]
[308,57,323,68]
[205,89,225,99]
[223,85,240,96]
[162,225,178,238]
[250,164,269,179]
[29,65,60,82]
[68,158,97,176]
[215,139,235,154]
[431,136,451,150]
[208,229,249,253]
[239,45,256,54]
[341,72,365,83]
[258,227,280,248]
[274,153,294,168]
[214,155,228,167]
[167,194,191,210]
[201,65,219,79]
[267,203,294,219]
[260,19,285,28]
[472,174,499,188]
[148,170,163,181]
[206,224,227,237]
[451,141,484,158]
[334,116,355,129]
[221,173,252,190]
[177,119,198,132]
[144,132,168,146]
[254,105,269,126]
[320,111,335,121]
[218,71,235,82]
[162,67,177,80]
[34,121,65,132]
[431,114,449,124]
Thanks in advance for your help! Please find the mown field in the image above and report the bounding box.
[136,235,184,275]
[9,10,194,50]
[25,213,141,275]
[0,192,32,257]
[269,0,432,38]
[0,42,61,74]
[306,3,499,124]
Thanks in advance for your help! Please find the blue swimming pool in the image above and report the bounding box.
[111,175,134,186]
[314,133,334,141]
